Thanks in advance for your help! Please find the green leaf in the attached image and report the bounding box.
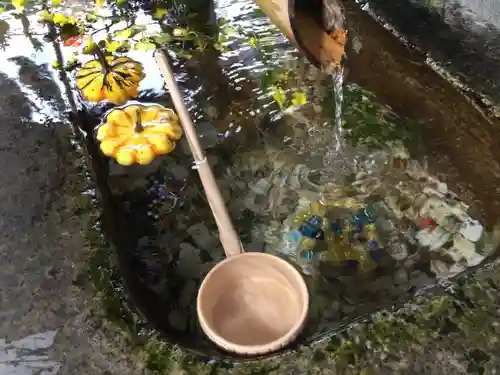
[0,19,10,45]
[269,85,286,108]
[213,42,231,52]
[151,32,172,45]
[248,36,257,48]
[82,41,97,54]
[134,40,156,51]
[217,33,228,44]
[291,91,307,107]
[177,50,192,59]
[51,60,61,69]
[153,7,167,20]
[11,0,24,11]
[106,40,124,52]
[252,8,266,18]
[85,13,98,22]
[51,0,62,6]
[221,25,237,36]
[131,24,146,33]
[52,12,71,25]
[115,27,132,39]
[0,7,5,12]
[115,0,127,5]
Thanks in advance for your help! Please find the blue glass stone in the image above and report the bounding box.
[306,215,322,227]
[300,215,323,238]
[331,222,342,233]
[301,250,314,260]
[300,224,317,238]
[368,240,378,248]
[290,230,302,242]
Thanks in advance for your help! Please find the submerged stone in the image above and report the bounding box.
[459,219,484,242]
[176,243,203,279]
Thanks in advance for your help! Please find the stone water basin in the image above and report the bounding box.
[74,0,500,361]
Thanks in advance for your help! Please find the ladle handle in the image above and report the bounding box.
[154,50,243,258]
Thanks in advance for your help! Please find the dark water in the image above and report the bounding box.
[1,0,500,360]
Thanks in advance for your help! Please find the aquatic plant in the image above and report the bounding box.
[338,84,421,151]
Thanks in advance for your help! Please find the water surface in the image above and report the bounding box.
[1,0,499,360]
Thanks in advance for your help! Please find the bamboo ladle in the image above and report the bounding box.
[155,50,309,356]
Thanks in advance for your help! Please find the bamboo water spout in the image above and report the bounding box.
[255,0,347,72]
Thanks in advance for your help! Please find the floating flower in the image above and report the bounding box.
[96,103,183,166]
[63,35,83,47]
[76,51,144,104]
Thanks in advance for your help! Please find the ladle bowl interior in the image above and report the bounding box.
[197,252,309,355]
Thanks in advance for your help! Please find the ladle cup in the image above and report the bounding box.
[154,50,309,356]
[197,251,309,356]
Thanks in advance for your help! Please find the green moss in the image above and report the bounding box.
[317,265,500,373]
[76,212,178,373]
[78,199,500,374]
[328,83,423,154]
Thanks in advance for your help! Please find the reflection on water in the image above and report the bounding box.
[0,330,61,374]
[0,13,68,124]
[1,0,499,359]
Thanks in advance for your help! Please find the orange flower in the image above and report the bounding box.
[63,35,84,47]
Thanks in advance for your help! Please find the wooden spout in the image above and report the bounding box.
[255,0,347,72]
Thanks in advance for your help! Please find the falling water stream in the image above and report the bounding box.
[322,67,349,181]
[332,67,345,153]
[320,66,365,189]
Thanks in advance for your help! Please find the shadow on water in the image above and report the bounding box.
[0,64,78,246]
[9,56,67,114]
[3,0,500,362]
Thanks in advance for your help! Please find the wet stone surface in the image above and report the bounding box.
[0,67,136,374]
[365,0,500,106]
